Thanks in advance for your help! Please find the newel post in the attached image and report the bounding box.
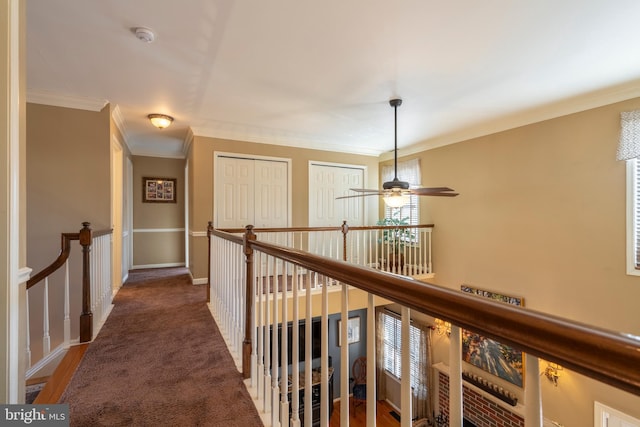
[206,221,213,303]
[243,225,257,379]
[79,222,93,343]
[341,220,349,262]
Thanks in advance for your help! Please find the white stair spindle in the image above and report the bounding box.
[401,306,411,427]
[367,292,376,427]
[524,354,543,427]
[449,325,463,427]
[340,283,349,427]
[42,278,51,356]
[64,261,70,345]
[25,290,31,368]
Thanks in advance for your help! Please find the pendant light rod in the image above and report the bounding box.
[390,98,402,180]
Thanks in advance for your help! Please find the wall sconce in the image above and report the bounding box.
[434,318,451,337]
[148,114,174,129]
[543,363,563,386]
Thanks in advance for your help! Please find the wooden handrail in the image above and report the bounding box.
[212,227,640,397]
[27,232,78,290]
[27,222,113,343]
[216,223,434,234]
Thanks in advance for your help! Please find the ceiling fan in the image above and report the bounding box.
[337,98,459,207]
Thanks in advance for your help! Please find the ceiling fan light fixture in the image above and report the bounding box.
[383,192,410,208]
[148,114,174,129]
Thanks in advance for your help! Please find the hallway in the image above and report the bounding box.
[59,267,263,426]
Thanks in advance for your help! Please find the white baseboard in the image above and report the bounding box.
[131,262,185,270]
[26,340,78,379]
[192,277,208,285]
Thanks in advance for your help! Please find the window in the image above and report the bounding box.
[626,158,640,275]
[381,158,420,224]
[619,110,640,275]
[381,311,421,388]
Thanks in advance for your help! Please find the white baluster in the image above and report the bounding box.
[367,293,376,427]
[290,265,300,427]
[64,261,70,345]
[320,271,329,427]
[524,354,543,427]
[304,272,312,427]
[25,290,31,368]
[280,261,289,426]
[449,325,463,427]
[271,255,280,427]
[401,306,411,427]
[42,278,51,356]
[340,283,349,426]
[264,252,272,415]
[256,251,264,400]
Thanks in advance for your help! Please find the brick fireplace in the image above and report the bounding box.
[438,371,525,427]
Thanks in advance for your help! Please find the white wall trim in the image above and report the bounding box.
[7,0,23,403]
[192,278,208,285]
[133,228,185,233]
[26,89,108,112]
[131,262,185,270]
[190,230,207,237]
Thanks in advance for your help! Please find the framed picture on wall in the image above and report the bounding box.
[338,316,360,346]
[143,177,177,203]
[460,285,524,387]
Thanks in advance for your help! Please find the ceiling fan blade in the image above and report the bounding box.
[347,188,384,193]
[410,187,458,195]
[416,191,459,197]
[336,193,382,200]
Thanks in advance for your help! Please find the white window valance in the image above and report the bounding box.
[617,110,640,161]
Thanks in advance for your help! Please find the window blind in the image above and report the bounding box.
[634,158,640,269]
[381,310,421,388]
[381,158,421,224]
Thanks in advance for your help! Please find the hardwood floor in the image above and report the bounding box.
[33,343,88,404]
[329,398,402,427]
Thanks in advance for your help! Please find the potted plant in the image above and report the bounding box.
[376,210,416,272]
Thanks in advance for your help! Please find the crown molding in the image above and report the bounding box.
[386,80,640,161]
[191,124,380,157]
[26,90,108,112]
[182,128,194,157]
[111,104,130,146]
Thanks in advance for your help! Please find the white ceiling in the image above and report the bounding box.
[26,0,640,159]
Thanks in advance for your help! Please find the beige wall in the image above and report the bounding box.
[383,98,640,425]
[188,136,380,281]
[132,155,185,268]
[26,102,111,367]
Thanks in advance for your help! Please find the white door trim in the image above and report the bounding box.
[595,401,640,427]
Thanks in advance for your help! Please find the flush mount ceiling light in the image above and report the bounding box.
[148,114,174,129]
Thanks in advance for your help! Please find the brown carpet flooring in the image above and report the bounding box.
[60,267,263,427]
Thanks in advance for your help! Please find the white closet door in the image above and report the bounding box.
[216,155,289,229]
[254,159,288,228]
[217,157,255,229]
[309,163,365,227]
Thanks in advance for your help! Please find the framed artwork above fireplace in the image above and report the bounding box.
[460,285,524,387]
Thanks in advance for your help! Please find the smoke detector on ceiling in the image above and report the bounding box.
[134,27,155,43]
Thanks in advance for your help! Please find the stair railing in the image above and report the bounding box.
[209,222,640,427]
[25,222,113,375]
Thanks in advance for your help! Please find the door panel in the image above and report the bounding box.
[216,155,289,229]
[309,163,364,227]
[217,157,254,228]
